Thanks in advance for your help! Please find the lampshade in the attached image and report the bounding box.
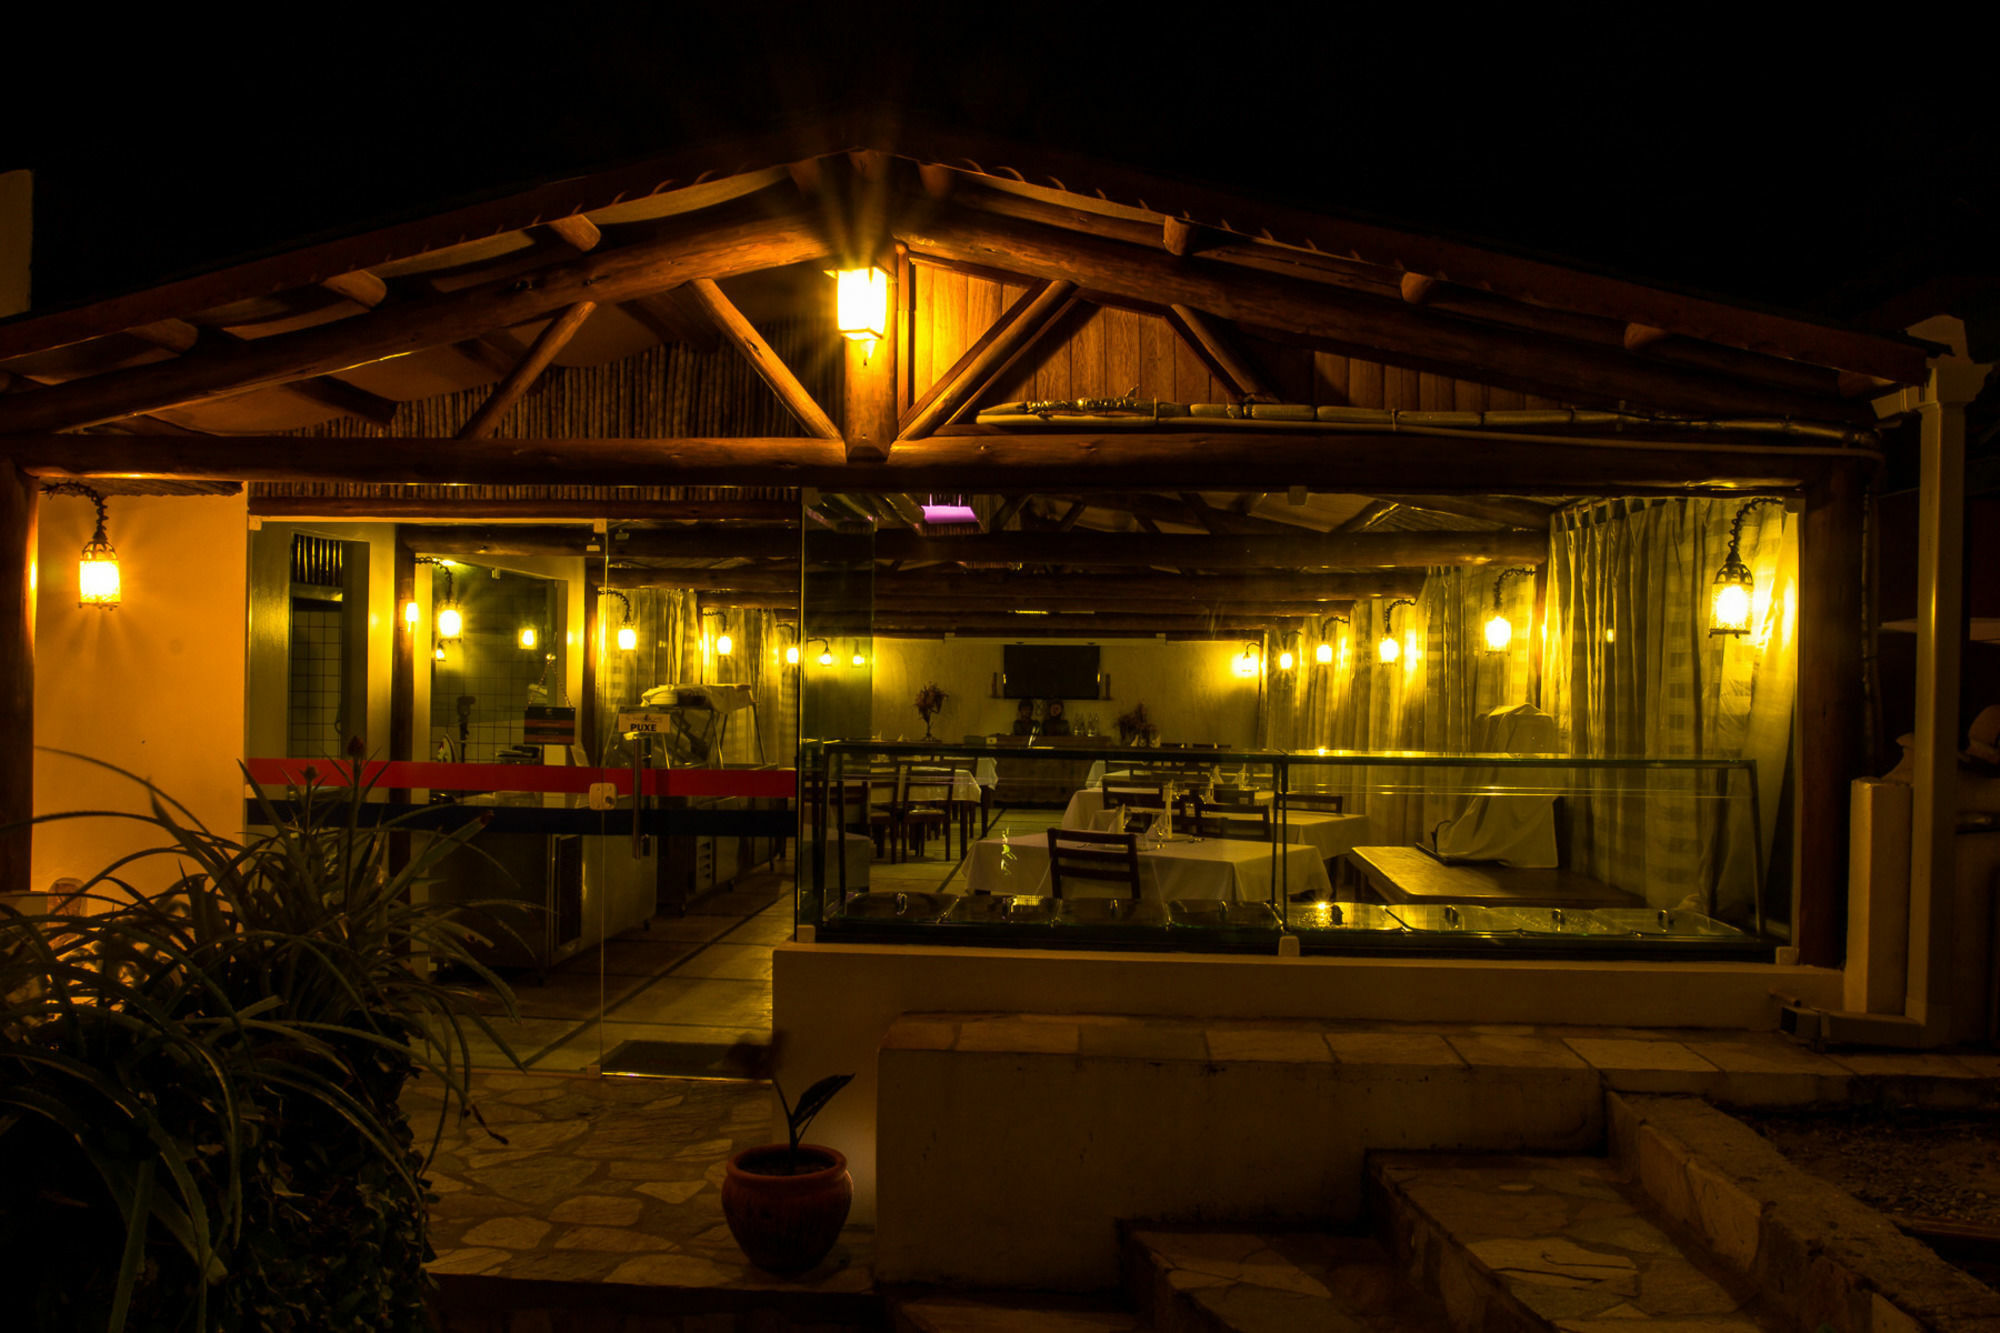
[436,606,463,639]
[1483,613,1513,652]
[835,267,888,344]
[617,624,638,652]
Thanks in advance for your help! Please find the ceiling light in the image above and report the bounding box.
[834,267,889,355]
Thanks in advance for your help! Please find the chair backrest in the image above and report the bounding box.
[1193,799,1272,840]
[897,762,955,806]
[1045,828,1142,900]
[1282,792,1344,813]
[1101,780,1167,811]
[1212,783,1255,804]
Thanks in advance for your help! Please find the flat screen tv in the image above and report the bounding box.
[1002,644,1100,700]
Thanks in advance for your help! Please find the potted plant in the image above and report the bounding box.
[0,754,517,1331]
[720,1069,855,1274]
[1116,701,1158,747]
[914,682,949,741]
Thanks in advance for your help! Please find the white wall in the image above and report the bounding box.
[870,636,1260,743]
[33,493,249,897]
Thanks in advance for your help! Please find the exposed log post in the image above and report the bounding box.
[458,301,597,440]
[1167,305,1271,401]
[897,279,1075,440]
[0,464,34,894]
[391,532,416,770]
[841,268,898,462]
[581,581,601,765]
[684,279,841,440]
[1795,462,1867,967]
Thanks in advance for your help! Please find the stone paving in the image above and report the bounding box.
[1374,1153,1779,1331]
[404,1070,873,1301]
[1126,1228,1450,1331]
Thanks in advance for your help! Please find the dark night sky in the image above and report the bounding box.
[5,7,1995,327]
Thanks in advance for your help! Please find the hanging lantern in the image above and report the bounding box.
[1278,649,1295,671]
[852,652,866,667]
[716,633,733,657]
[1379,599,1414,664]
[404,600,420,629]
[41,483,121,608]
[1710,499,1782,636]
[1316,641,1333,665]
[1234,644,1260,677]
[1484,567,1537,654]
[617,624,638,652]
[436,605,463,639]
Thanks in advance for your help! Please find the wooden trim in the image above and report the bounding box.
[684,279,841,440]
[457,301,597,440]
[1795,464,1868,966]
[898,279,1074,439]
[0,207,827,434]
[0,466,34,894]
[896,209,1874,424]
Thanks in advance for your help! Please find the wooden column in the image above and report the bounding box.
[581,582,601,765]
[841,266,898,462]
[1794,462,1867,967]
[0,464,35,894]
[390,533,416,768]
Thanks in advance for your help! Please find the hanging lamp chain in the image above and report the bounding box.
[40,481,111,545]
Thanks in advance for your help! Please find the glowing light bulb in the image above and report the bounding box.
[1315,641,1332,665]
[834,267,889,343]
[518,627,538,650]
[404,600,419,628]
[852,652,865,667]
[1278,650,1295,671]
[818,648,834,666]
[436,606,463,639]
[1234,649,1259,677]
[1378,635,1399,664]
[1483,613,1513,652]
[716,633,733,656]
[78,551,120,607]
[1712,581,1753,635]
[617,624,637,652]
[433,646,446,662]
[785,645,800,665]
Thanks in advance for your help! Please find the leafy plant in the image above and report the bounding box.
[0,753,521,1331]
[913,683,948,722]
[773,1073,853,1173]
[1116,701,1157,744]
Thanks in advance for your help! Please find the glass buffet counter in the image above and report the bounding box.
[797,740,1773,960]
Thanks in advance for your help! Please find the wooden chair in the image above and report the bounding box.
[832,769,898,859]
[895,763,955,862]
[1100,780,1168,833]
[1191,799,1273,841]
[1045,828,1143,901]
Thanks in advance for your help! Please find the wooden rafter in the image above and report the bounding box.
[986,494,1032,531]
[896,209,1874,424]
[1167,305,1271,401]
[0,206,826,434]
[683,279,841,440]
[457,302,597,440]
[897,278,1076,440]
[872,528,1544,569]
[624,288,723,352]
[124,319,400,428]
[248,496,796,521]
[1371,494,1558,529]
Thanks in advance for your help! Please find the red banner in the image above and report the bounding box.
[243,759,797,800]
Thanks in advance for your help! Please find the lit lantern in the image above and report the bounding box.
[1234,645,1260,677]
[819,648,835,667]
[433,646,446,662]
[1711,499,1782,637]
[404,600,420,628]
[834,267,889,354]
[1484,614,1513,652]
[518,627,538,650]
[1278,650,1295,671]
[716,633,733,657]
[1379,598,1414,664]
[436,605,463,640]
[852,652,866,667]
[785,644,801,665]
[617,624,638,652]
[1315,641,1333,665]
[40,483,122,608]
[1378,635,1400,664]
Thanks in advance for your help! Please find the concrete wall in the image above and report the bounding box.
[770,940,1847,1225]
[33,492,249,898]
[871,636,1258,742]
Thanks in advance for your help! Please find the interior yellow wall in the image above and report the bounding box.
[33,493,250,897]
[870,636,1259,743]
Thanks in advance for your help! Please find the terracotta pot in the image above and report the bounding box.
[720,1144,852,1274]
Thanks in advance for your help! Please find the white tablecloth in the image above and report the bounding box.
[963,832,1331,903]
[1062,787,1275,831]
[831,768,989,806]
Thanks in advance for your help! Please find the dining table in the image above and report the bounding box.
[961,829,1332,903]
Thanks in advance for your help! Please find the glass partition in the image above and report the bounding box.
[800,741,1767,959]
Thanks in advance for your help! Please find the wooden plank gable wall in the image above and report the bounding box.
[906,261,1560,415]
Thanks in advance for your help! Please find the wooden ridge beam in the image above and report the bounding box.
[896,209,1872,425]
[873,528,1545,569]
[0,431,1852,494]
[684,279,841,440]
[0,206,827,434]
[407,523,798,561]
[248,496,799,522]
[898,279,1076,440]
[457,301,596,440]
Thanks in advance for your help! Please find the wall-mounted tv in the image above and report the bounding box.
[1002,644,1101,700]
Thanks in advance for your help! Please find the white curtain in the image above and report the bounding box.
[595,591,794,767]
[1542,498,1795,920]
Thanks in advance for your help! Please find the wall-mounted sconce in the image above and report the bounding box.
[851,651,866,668]
[1483,567,1538,653]
[833,267,889,359]
[41,482,121,608]
[1319,615,1348,666]
[803,637,833,666]
[785,645,801,665]
[431,564,463,640]
[716,633,733,657]
[433,646,446,662]
[1316,641,1333,665]
[1711,498,1784,636]
[1379,599,1415,664]
[601,589,637,651]
[1233,642,1260,677]
[518,626,538,650]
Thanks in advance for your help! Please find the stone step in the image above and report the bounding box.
[889,1292,1143,1332]
[1370,1152,1781,1333]
[1123,1226,1452,1332]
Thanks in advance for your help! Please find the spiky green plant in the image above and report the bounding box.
[0,754,525,1331]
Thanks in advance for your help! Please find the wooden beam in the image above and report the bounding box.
[1169,305,1271,401]
[871,611,1304,636]
[898,279,1075,440]
[124,320,401,427]
[873,528,1544,569]
[321,270,388,308]
[987,494,1031,532]
[408,523,798,562]
[1336,500,1398,533]
[0,205,826,434]
[0,466,33,893]
[624,288,723,351]
[247,495,799,521]
[917,163,957,200]
[1,431,1849,494]
[896,209,1872,425]
[1058,490,1303,535]
[1371,495,1558,529]
[545,215,602,253]
[684,279,841,440]
[876,570,1405,603]
[457,301,597,440]
[1161,217,1203,258]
